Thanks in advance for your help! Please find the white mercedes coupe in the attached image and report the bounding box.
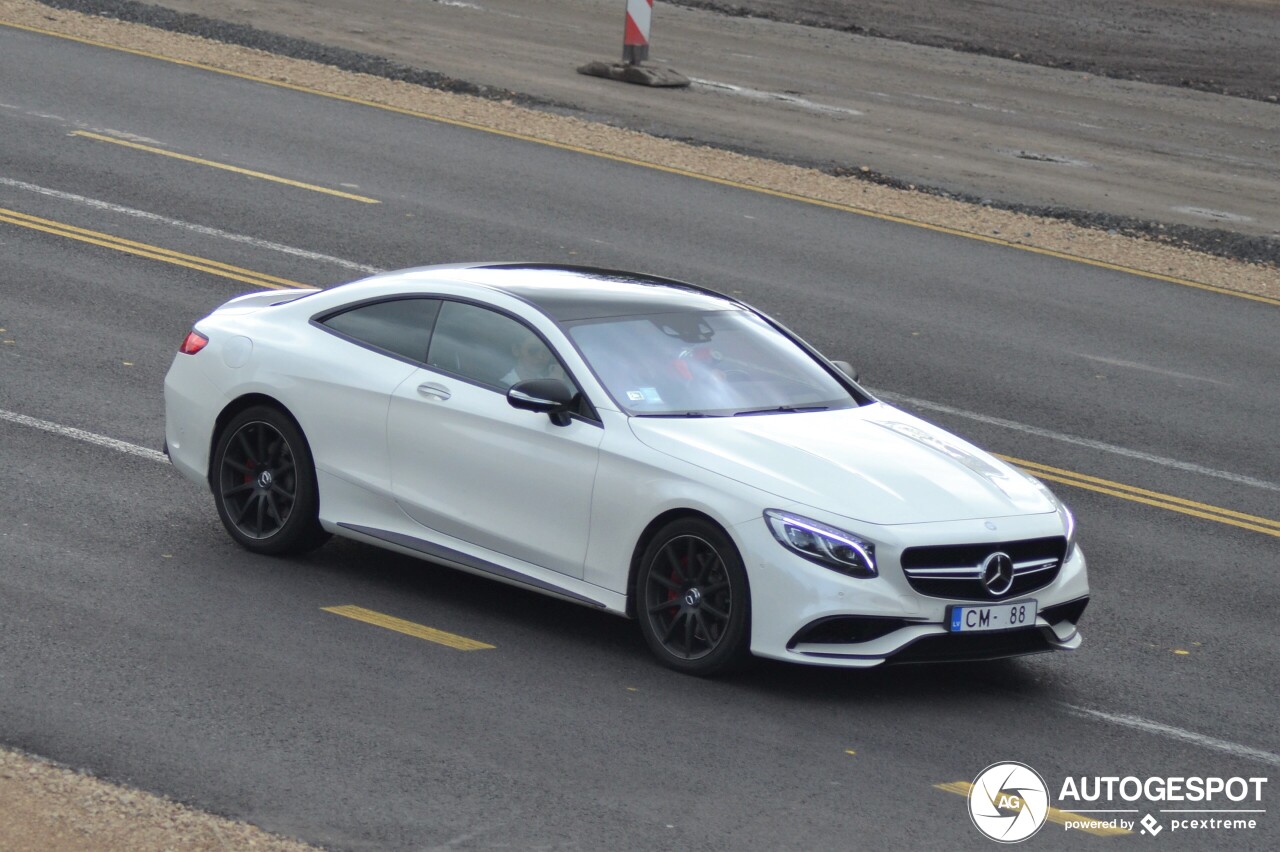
[164,263,1089,675]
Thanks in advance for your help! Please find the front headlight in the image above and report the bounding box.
[1061,504,1078,561]
[764,510,877,578]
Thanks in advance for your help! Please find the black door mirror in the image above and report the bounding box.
[831,359,860,382]
[507,379,577,426]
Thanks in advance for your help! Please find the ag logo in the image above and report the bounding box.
[968,762,1050,843]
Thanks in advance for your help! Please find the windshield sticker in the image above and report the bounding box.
[626,388,663,403]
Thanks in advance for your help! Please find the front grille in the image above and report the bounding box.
[900,536,1066,601]
[887,628,1056,665]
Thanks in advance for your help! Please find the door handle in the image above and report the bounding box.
[417,382,451,401]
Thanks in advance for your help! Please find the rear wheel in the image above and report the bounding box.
[636,518,751,676]
[212,405,328,555]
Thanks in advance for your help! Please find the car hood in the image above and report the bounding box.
[628,403,1057,525]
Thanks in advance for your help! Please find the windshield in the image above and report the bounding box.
[565,309,857,416]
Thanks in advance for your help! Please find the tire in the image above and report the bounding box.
[635,517,752,676]
[211,405,329,555]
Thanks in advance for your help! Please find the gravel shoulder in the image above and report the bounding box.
[0,746,317,851]
[0,0,1276,846]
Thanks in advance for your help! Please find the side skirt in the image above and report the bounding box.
[337,522,610,610]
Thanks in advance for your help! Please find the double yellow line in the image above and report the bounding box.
[1002,455,1280,538]
[0,206,307,290]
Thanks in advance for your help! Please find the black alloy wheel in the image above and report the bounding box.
[636,518,751,675]
[212,405,328,555]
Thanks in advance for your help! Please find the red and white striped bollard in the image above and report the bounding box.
[577,1,689,87]
[623,0,653,65]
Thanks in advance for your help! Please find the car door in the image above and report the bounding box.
[387,299,603,578]
[296,296,441,493]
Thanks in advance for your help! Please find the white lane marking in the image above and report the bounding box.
[909,92,1018,115]
[874,389,1280,494]
[1,104,167,143]
[0,409,168,464]
[1075,353,1231,386]
[1171,206,1254,224]
[1062,703,1280,769]
[0,103,69,122]
[2,169,1266,496]
[0,176,383,274]
[689,78,865,118]
[80,127,167,146]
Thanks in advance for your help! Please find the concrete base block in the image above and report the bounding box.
[577,61,691,88]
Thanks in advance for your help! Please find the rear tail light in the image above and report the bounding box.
[179,330,209,355]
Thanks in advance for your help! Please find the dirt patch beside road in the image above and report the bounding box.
[671,0,1280,103]
[0,746,316,851]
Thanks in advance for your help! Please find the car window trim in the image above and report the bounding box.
[310,294,442,368]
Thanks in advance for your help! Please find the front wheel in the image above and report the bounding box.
[211,405,329,555]
[636,518,751,676]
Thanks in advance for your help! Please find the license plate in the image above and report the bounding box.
[948,600,1037,633]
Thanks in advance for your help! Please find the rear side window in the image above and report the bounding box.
[321,298,441,362]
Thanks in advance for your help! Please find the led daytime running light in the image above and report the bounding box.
[764,510,877,578]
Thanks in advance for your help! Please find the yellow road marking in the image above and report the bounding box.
[999,454,1280,538]
[4,18,1275,307]
[322,605,494,650]
[0,206,308,290]
[70,130,379,204]
[935,781,1133,837]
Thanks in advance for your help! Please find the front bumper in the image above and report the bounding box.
[734,512,1090,668]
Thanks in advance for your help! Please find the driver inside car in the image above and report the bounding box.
[501,333,566,388]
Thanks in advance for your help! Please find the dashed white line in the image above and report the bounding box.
[0,409,167,464]
[0,176,383,274]
[1075,353,1230,386]
[1061,703,1280,768]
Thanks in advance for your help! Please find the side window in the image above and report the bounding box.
[427,301,566,391]
[321,298,441,362]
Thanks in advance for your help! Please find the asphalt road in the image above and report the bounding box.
[1,22,1278,851]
